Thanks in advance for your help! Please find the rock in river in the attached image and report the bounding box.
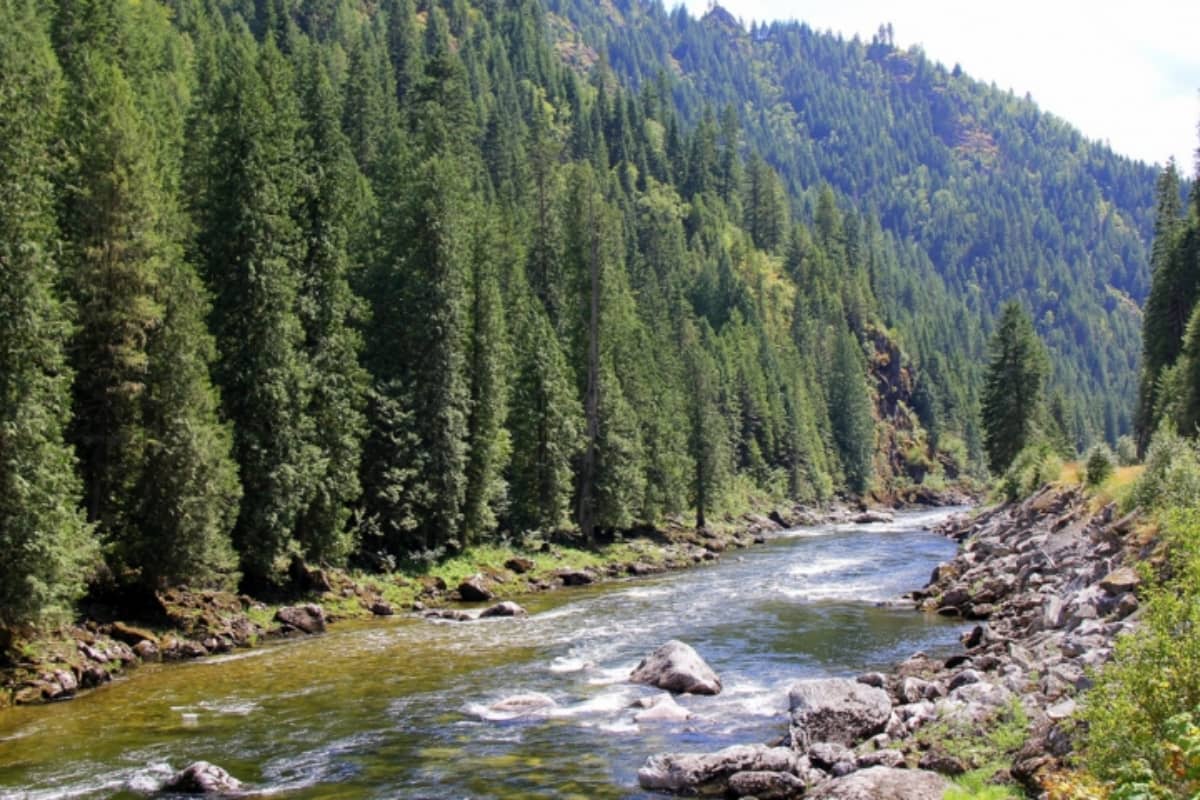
[479,601,527,618]
[162,761,242,794]
[633,693,692,723]
[489,692,557,715]
[789,678,892,748]
[630,640,722,695]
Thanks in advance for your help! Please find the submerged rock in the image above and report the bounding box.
[630,640,722,695]
[789,678,892,748]
[489,692,557,715]
[808,766,949,800]
[853,510,895,524]
[162,761,242,794]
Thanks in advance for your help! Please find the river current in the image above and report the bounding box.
[0,508,967,799]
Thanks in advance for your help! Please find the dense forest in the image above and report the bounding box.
[0,0,1162,625]
[547,0,1160,449]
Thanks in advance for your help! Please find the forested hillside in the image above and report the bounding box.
[0,0,1160,625]
[547,0,1159,447]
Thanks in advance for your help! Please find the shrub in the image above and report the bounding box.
[1124,427,1200,513]
[1084,444,1117,487]
[1115,435,1138,467]
[1082,509,1200,796]
[999,440,1061,502]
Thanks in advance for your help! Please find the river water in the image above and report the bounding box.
[0,508,967,799]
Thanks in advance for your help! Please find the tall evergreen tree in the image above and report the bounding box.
[0,0,96,624]
[294,49,370,565]
[58,50,163,557]
[198,33,316,584]
[981,301,1049,473]
[827,324,876,494]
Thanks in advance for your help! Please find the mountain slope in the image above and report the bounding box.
[546,0,1157,444]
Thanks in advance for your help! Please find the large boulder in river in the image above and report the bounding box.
[789,678,892,748]
[630,640,722,695]
[808,767,949,800]
[853,510,894,524]
[274,604,325,634]
[162,761,242,794]
[637,744,800,794]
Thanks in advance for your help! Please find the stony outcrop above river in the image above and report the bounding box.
[630,640,722,695]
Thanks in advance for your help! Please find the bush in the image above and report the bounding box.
[1116,435,1138,467]
[1082,509,1200,797]
[1084,444,1117,487]
[1125,427,1200,513]
[999,440,1061,502]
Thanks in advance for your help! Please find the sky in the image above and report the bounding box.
[680,0,1200,171]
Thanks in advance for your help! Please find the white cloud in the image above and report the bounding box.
[681,0,1200,170]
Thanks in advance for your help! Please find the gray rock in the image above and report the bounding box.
[634,693,692,723]
[808,741,856,771]
[479,601,527,618]
[789,678,892,749]
[854,510,894,524]
[637,745,799,793]
[808,767,950,800]
[630,640,722,695]
[274,604,325,635]
[457,574,495,602]
[727,770,807,799]
[1042,595,1066,629]
[947,669,981,691]
[162,761,242,794]
[856,749,906,769]
[557,569,595,586]
[856,672,887,688]
[1099,567,1140,595]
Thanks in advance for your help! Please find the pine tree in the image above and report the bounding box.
[981,301,1049,473]
[294,49,370,565]
[827,324,876,494]
[461,217,511,544]
[682,318,728,528]
[506,294,582,536]
[0,0,96,624]
[198,32,316,584]
[1136,160,1189,449]
[58,50,163,556]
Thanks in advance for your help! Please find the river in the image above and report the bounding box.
[0,508,967,799]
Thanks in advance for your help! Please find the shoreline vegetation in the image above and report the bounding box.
[0,491,969,711]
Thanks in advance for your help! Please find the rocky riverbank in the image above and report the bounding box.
[636,484,1149,798]
[2,497,957,710]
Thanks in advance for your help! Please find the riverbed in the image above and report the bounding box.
[0,508,966,799]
